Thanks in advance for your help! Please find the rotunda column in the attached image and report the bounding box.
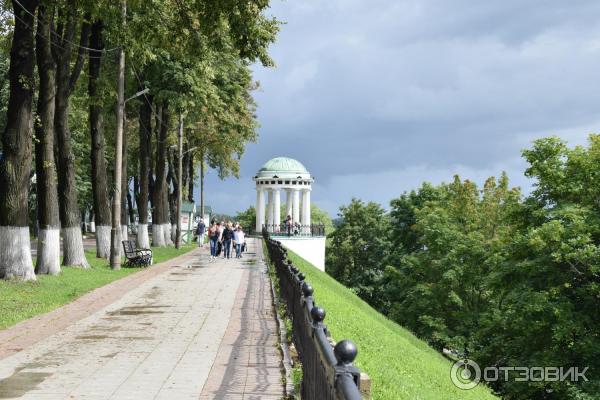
[267,189,274,231]
[286,190,292,220]
[273,189,281,232]
[302,189,311,231]
[255,187,265,232]
[292,188,300,227]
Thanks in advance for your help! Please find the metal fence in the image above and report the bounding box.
[263,223,326,237]
[264,229,362,400]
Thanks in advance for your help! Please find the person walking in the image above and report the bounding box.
[196,219,206,247]
[222,222,234,259]
[207,220,219,261]
[284,215,292,237]
[234,227,245,258]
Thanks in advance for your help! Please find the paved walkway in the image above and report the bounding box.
[0,238,284,400]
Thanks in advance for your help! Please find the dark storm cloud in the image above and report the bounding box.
[200,0,600,216]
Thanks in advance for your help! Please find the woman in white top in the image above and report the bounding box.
[233,228,245,258]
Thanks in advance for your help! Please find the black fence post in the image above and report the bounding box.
[262,229,363,400]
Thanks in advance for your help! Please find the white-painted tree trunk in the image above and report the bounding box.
[137,223,150,249]
[121,225,128,241]
[0,226,36,280]
[61,227,90,268]
[152,224,166,247]
[90,220,96,232]
[35,228,60,275]
[164,223,173,245]
[95,225,111,259]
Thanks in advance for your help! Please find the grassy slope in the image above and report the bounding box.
[286,249,498,400]
[0,245,194,330]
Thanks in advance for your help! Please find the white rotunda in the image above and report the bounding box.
[253,157,313,233]
[253,157,326,270]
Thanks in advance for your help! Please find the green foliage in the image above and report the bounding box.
[326,199,391,309]
[234,205,256,229]
[326,135,600,400]
[310,204,334,235]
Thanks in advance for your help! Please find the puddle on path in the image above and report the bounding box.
[107,310,165,316]
[75,335,154,340]
[145,286,162,300]
[0,371,52,399]
[0,362,58,399]
[106,304,171,316]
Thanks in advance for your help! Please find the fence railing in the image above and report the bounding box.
[264,229,362,400]
[263,223,326,237]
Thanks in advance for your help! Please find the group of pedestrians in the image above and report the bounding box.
[196,219,246,261]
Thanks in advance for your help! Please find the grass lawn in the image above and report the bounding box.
[0,244,195,331]
[285,249,498,400]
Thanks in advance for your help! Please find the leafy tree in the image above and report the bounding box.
[326,199,391,309]
[234,206,256,230]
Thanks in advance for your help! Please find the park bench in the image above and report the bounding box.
[122,240,152,267]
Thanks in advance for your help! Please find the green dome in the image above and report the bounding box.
[257,157,311,179]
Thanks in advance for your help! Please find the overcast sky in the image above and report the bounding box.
[198,0,599,217]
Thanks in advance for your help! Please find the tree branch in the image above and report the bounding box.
[69,16,91,94]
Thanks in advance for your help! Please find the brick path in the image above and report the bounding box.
[0,238,284,400]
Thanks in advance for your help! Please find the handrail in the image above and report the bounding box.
[263,228,363,400]
[263,223,326,237]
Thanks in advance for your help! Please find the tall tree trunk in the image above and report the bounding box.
[127,188,135,227]
[121,119,128,241]
[88,20,111,259]
[148,103,158,209]
[137,97,152,249]
[0,0,38,280]
[152,103,171,246]
[200,150,205,221]
[54,12,91,268]
[187,150,194,203]
[182,142,189,199]
[34,5,60,275]
[167,147,178,243]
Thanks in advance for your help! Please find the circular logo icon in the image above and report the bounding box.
[450,359,481,390]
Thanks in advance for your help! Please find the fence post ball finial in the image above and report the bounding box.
[302,282,314,297]
[310,306,326,323]
[334,340,358,365]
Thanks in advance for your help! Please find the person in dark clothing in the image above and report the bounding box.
[284,215,292,236]
[196,219,206,247]
[222,222,234,259]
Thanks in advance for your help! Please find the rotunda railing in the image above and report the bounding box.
[263,223,326,237]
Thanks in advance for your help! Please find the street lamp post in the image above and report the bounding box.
[109,54,149,269]
[110,0,127,270]
[176,114,184,249]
